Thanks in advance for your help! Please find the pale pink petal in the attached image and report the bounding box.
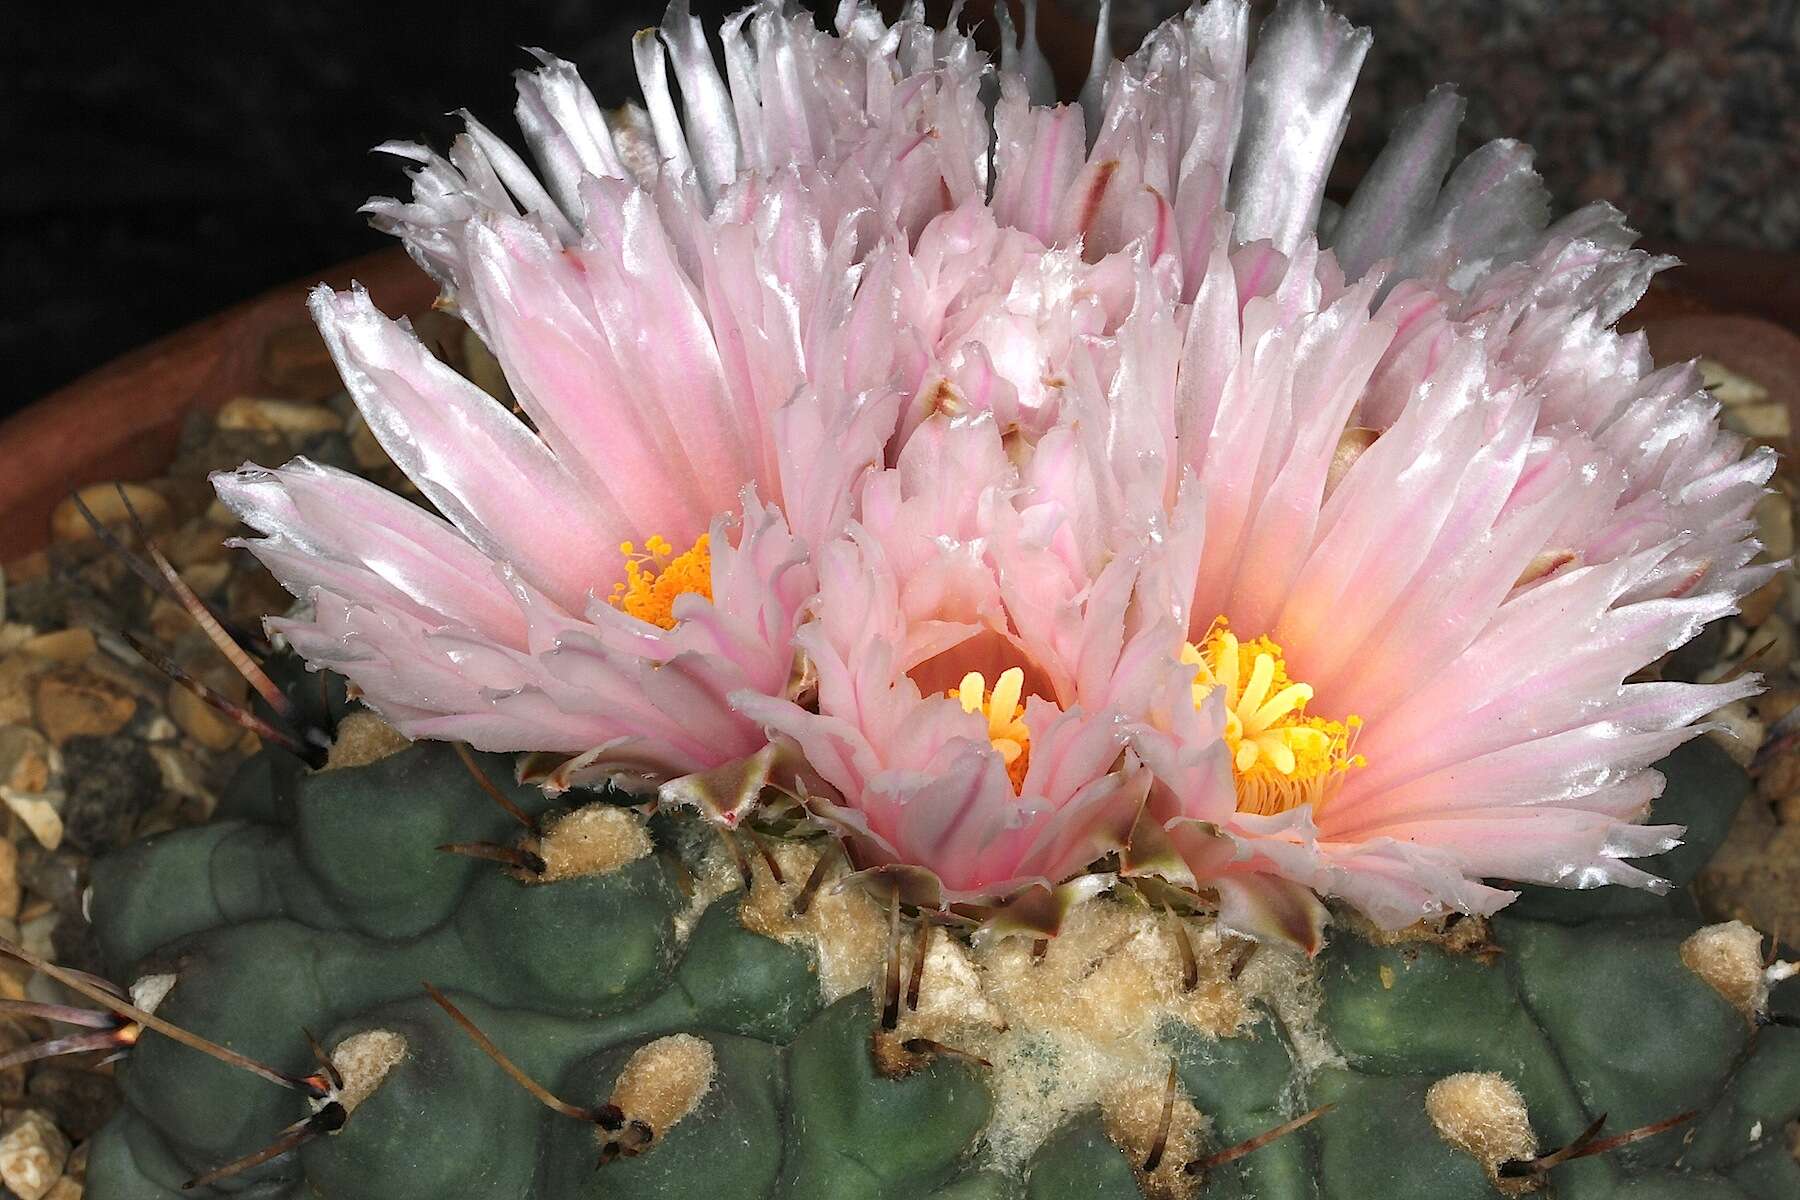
[214,459,528,647]
[309,284,621,612]
[1226,0,1370,255]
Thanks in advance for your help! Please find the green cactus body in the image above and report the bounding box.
[80,710,1800,1200]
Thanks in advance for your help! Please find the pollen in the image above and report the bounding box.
[952,667,1032,791]
[607,533,712,630]
[1183,619,1364,816]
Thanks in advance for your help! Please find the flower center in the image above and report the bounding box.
[607,533,712,630]
[952,667,1031,791]
[1182,619,1364,816]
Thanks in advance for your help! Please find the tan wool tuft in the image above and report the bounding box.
[330,1030,407,1114]
[737,840,887,1002]
[1680,921,1769,1020]
[717,860,1336,1174]
[975,902,1248,1055]
[531,805,652,882]
[1342,910,1497,956]
[1426,1072,1537,1191]
[672,836,742,941]
[951,903,1262,1172]
[322,711,411,770]
[902,927,1005,1035]
[1101,1076,1207,1200]
[609,1034,716,1136]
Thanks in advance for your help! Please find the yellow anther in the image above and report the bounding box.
[607,532,713,631]
[1184,618,1363,816]
[952,667,1032,792]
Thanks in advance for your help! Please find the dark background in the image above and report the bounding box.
[5,0,1796,412]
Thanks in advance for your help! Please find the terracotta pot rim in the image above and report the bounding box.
[0,246,436,563]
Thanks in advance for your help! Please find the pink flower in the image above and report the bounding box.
[735,415,1175,907]
[216,0,1774,944]
[902,0,1774,940]
[219,1,989,797]
[1077,225,1775,941]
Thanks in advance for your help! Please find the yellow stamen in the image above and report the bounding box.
[1184,618,1364,816]
[607,532,713,630]
[952,667,1032,791]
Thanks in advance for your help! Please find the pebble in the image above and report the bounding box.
[0,839,19,922]
[16,849,81,916]
[139,713,178,743]
[48,483,171,545]
[31,672,137,745]
[0,1020,30,1101]
[0,726,53,794]
[1,795,62,852]
[1754,493,1795,561]
[17,629,96,666]
[0,1109,71,1200]
[58,736,161,854]
[1751,614,1796,671]
[0,657,39,725]
[148,744,216,820]
[1703,700,1765,768]
[20,910,57,963]
[0,953,25,1003]
[78,653,160,708]
[1759,748,1800,800]
[216,395,345,437]
[1731,402,1791,440]
[27,1070,118,1143]
[180,560,230,598]
[1757,688,1800,727]
[146,598,195,646]
[1739,574,1785,627]
[166,680,242,751]
[6,553,47,585]
[1699,358,1770,407]
[160,523,228,570]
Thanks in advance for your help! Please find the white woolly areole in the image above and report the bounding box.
[322,711,411,770]
[945,902,1323,1173]
[610,1034,716,1135]
[1425,1072,1537,1185]
[1680,921,1770,1020]
[724,851,1330,1174]
[129,973,178,1016]
[1099,1081,1207,1200]
[532,804,652,881]
[731,838,888,1002]
[329,1030,408,1114]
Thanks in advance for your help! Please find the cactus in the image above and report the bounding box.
[37,667,1797,1200]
